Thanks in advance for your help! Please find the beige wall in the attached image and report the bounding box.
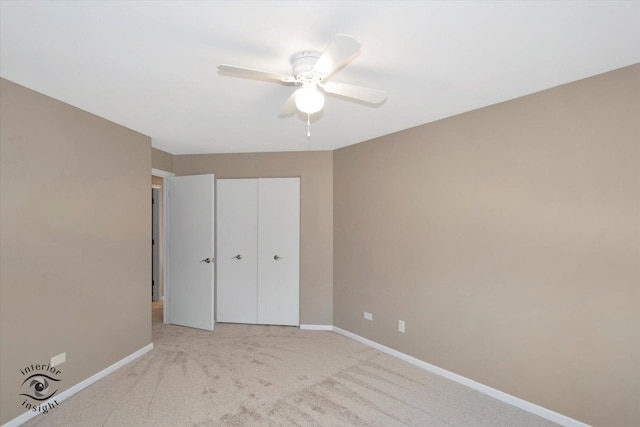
[152,147,174,173]
[174,152,333,325]
[333,64,640,427]
[0,79,152,424]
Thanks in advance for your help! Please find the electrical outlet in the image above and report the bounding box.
[51,352,66,367]
[399,320,405,333]
[364,312,373,321]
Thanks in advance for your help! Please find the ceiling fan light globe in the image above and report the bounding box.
[295,87,324,114]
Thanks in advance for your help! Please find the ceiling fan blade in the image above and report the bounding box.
[321,82,387,104]
[278,91,298,116]
[218,64,297,84]
[312,34,362,78]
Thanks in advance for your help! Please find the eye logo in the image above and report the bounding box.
[20,374,60,401]
[18,363,62,414]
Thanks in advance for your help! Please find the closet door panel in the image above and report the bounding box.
[257,178,300,326]
[216,179,258,324]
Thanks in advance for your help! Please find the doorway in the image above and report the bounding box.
[151,168,175,324]
[152,187,160,302]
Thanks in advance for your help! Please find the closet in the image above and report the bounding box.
[216,178,300,326]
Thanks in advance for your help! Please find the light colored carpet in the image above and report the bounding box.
[22,303,558,426]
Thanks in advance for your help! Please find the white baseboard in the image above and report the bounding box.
[299,324,334,331]
[2,343,154,427]
[332,327,589,427]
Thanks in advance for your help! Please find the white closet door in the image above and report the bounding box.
[216,179,258,324]
[257,178,300,326]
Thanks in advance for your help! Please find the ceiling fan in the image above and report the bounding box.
[218,34,386,135]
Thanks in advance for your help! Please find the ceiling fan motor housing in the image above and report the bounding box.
[292,51,323,83]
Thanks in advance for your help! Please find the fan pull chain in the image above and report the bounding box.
[307,113,311,137]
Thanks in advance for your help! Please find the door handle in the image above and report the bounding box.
[273,255,283,260]
[201,258,213,263]
[233,254,242,260]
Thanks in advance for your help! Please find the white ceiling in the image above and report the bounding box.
[1,1,639,154]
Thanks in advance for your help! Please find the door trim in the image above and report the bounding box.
[152,168,175,178]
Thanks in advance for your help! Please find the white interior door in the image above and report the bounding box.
[166,174,215,330]
[257,178,300,326]
[216,179,258,323]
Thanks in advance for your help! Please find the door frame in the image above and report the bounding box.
[152,168,175,324]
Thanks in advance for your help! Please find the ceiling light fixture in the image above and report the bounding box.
[295,83,324,114]
[295,83,324,136]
